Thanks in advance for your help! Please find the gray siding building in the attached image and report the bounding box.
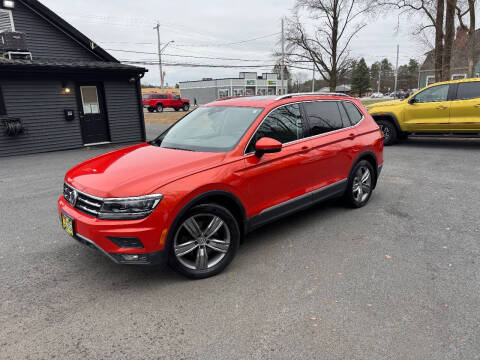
[179,72,287,105]
[0,0,146,157]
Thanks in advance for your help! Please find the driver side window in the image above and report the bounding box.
[414,84,449,103]
[247,104,305,153]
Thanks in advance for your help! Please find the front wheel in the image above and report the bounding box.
[183,103,190,111]
[168,204,240,279]
[376,119,397,146]
[345,160,375,208]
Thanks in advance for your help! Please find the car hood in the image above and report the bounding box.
[368,100,404,109]
[65,143,226,198]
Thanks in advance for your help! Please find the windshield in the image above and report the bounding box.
[151,106,263,152]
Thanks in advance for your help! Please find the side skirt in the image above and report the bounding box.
[246,179,347,232]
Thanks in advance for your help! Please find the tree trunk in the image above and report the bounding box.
[330,0,339,92]
[443,0,457,81]
[467,0,476,77]
[435,0,445,82]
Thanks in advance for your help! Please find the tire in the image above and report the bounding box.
[147,107,154,113]
[344,160,375,208]
[174,108,180,112]
[168,204,240,279]
[183,103,190,111]
[156,103,164,113]
[377,119,397,146]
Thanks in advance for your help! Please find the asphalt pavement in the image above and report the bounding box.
[1,126,479,359]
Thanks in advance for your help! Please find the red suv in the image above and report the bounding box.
[58,94,383,279]
[142,92,190,113]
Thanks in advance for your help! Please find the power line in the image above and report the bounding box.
[108,48,269,62]
[173,32,281,48]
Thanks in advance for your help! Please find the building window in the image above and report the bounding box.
[426,75,435,86]
[0,9,15,32]
[0,86,6,115]
[218,89,229,98]
[451,73,467,80]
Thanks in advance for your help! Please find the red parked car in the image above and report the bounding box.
[58,94,383,279]
[142,92,190,113]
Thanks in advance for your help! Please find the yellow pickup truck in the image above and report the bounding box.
[367,78,480,145]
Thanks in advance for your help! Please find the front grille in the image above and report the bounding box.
[64,183,103,218]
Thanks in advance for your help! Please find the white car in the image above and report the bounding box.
[370,92,384,98]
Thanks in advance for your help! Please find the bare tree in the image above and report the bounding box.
[375,0,447,81]
[284,0,370,91]
[456,0,476,77]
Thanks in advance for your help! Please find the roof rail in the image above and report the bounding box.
[275,92,350,101]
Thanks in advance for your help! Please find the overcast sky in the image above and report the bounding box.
[41,0,429,86]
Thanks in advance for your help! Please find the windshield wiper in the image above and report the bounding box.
[164,146,195,152]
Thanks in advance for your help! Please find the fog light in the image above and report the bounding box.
[122,254,139,261]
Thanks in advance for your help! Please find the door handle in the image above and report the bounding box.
[474,104,480,108]
[301,146,310,153]
[436,105,447,110]
[348,133,356,140]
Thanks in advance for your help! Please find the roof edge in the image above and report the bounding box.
[19,0,118,63]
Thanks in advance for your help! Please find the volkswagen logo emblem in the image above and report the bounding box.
[64,187,78,207]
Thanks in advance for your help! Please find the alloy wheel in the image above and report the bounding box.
[174,214,231,271]
[352,166,372,203]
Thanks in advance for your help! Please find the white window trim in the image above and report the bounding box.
[426,75,435,86]
[451,73,467,80]
[0,9,15,32]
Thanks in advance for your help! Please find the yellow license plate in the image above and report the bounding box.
[62,214,75,237]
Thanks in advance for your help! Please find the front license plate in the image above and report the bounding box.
[62,213,75,237]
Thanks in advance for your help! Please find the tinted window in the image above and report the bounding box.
[303,101,344,135]
[456,82,480,100]
[152,94,168,99]
[247,104,304,153]
[414,85,449,103]
[0,86,5,115]
[343,101,363,125]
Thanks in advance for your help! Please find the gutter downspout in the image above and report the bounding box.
[136,72,147,142]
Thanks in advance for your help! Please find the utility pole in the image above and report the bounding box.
[281,17,285,95]
[154,22,164,89]
[312,63,315,92]
[377,64,381,94]
[393,44,399,98]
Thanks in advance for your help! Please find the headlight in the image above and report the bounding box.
[98,194,163,220]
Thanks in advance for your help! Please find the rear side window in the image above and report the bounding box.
[247,104,304,152]
[0,86,6,115]
[343,101,363,125]
[303,101,344,136]
[152,94,168,99]
[456,82,480,100]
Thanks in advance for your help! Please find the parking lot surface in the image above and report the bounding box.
[1,126,479,359]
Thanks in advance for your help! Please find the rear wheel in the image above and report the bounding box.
[156,103,164,113]
[174,107,180,112]
[345,160,375,208]
[376,119,397,145]
[183,103,190,111]
[169,204,240,279]
[147,107,154,113]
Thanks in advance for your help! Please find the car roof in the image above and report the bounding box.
[427,77,480,87]
[204,94,357,108]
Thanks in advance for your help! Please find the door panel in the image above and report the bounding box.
[449,81,480,131]
[244,103,311,218]
[403,84,450,132]
[78,85,110,144]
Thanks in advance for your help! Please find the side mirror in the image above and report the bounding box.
[255,137,282,157]
[408,97,416,105]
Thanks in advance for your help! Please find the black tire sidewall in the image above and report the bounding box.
[183,104,190,111]
[168,204,240,279]
[345,160,375,208]
[156,104,164,112]
[377,120,397,146]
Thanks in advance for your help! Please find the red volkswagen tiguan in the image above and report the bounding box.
[58,94,383,279]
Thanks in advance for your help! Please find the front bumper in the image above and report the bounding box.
[58,196,169,266]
